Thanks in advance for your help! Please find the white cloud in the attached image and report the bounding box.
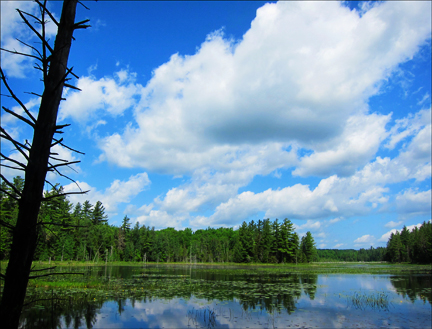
[354,234,375,246]
[1,98,40,126]
[135,210,186,230]
[293,113,391,177]
[333,243,344,248]
[80,1,431,231]
[417,93,430,106]
[59,69,142,124]
[1,1,58,77]
[329,217,344,224]
[98,1,431,177]
[63,173,151,214]
[385,108,431,150]
[378,222,427,242]
[384,220,403,228]
[396,188,432,215]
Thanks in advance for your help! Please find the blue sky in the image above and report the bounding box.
[1,1,431,249]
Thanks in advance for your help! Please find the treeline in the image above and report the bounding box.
[386,222,431,264]
[316,247,387,262]
[0,177,316,264]
[1,177,430,264]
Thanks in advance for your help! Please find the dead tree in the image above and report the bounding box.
[0,1,90,327]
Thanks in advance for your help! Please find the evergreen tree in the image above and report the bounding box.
[261,219,273,263]
[387,232,402,263]
[301,231,317,263]
[92,201,108,225]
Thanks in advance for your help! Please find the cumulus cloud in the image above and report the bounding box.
[63,173,151,214]
[98,1,431,176]
[378,221,428,242]
[396,188,432,215]
[293,113,391,177]
[59,69,142,124]
[386,108,431,150]
[384,220,403,228]
[354,234,375,246]
[135,210,186,230]
[65,1,429,231]
[1,1,58,77]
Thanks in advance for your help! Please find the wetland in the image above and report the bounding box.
[3,262,431,328]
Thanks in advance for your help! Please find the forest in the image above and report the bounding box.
[1,177,431,264]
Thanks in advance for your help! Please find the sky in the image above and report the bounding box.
[1,1,431,249]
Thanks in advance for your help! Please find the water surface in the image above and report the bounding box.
[19,265,431,328]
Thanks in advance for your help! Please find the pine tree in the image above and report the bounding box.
[301,232,317,263]
[261,219,273,263]
[92,201,108,225]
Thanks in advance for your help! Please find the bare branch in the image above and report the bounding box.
[77,1,90,10]
[0,127,30,160]
[68,69,79,80]
[19,10,43,25]
[48,156,67,162]
[24,91,43,98]
[0,47,41,62]
[0,164,25,172]
[16,38,43,59]
[54,66,77,92]
[50,137,63,148]
[55,124,71,130]
[35,0,59,26]
[40,1,48,83]
[73,19,90,29]
[0,218,16,231]
[52,138,85,155]
[63,83,81,91]
[48,160,81,169]
[17,9,54,54]
[44,179,56,190]
[0,152,27,169]
[0,187,19,201]
[0,68,37,123]
[0,174,22,198]
[50,166,84,192]
[42,190,89,202]
[2,106,35,128]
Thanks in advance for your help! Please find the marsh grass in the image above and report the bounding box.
[187,307,217,328]
[348,291,390,311]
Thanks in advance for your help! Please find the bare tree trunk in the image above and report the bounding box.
[0,1,79,327]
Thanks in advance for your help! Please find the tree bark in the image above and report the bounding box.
[0,1,79,328]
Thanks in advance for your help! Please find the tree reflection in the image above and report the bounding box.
[390,275,431,304]
[19,271,322,328]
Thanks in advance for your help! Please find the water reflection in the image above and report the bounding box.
[390,274,431,304]
[18,266,431,329]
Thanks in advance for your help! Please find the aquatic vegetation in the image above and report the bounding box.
[348,291,390,311]
[2,263,429,328]
[187,307,217,328]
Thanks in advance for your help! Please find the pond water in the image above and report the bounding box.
[19,265,431,328]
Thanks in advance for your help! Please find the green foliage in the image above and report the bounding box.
[386,221,431,264]
[3,177,429,265]
[300,232,317,263]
